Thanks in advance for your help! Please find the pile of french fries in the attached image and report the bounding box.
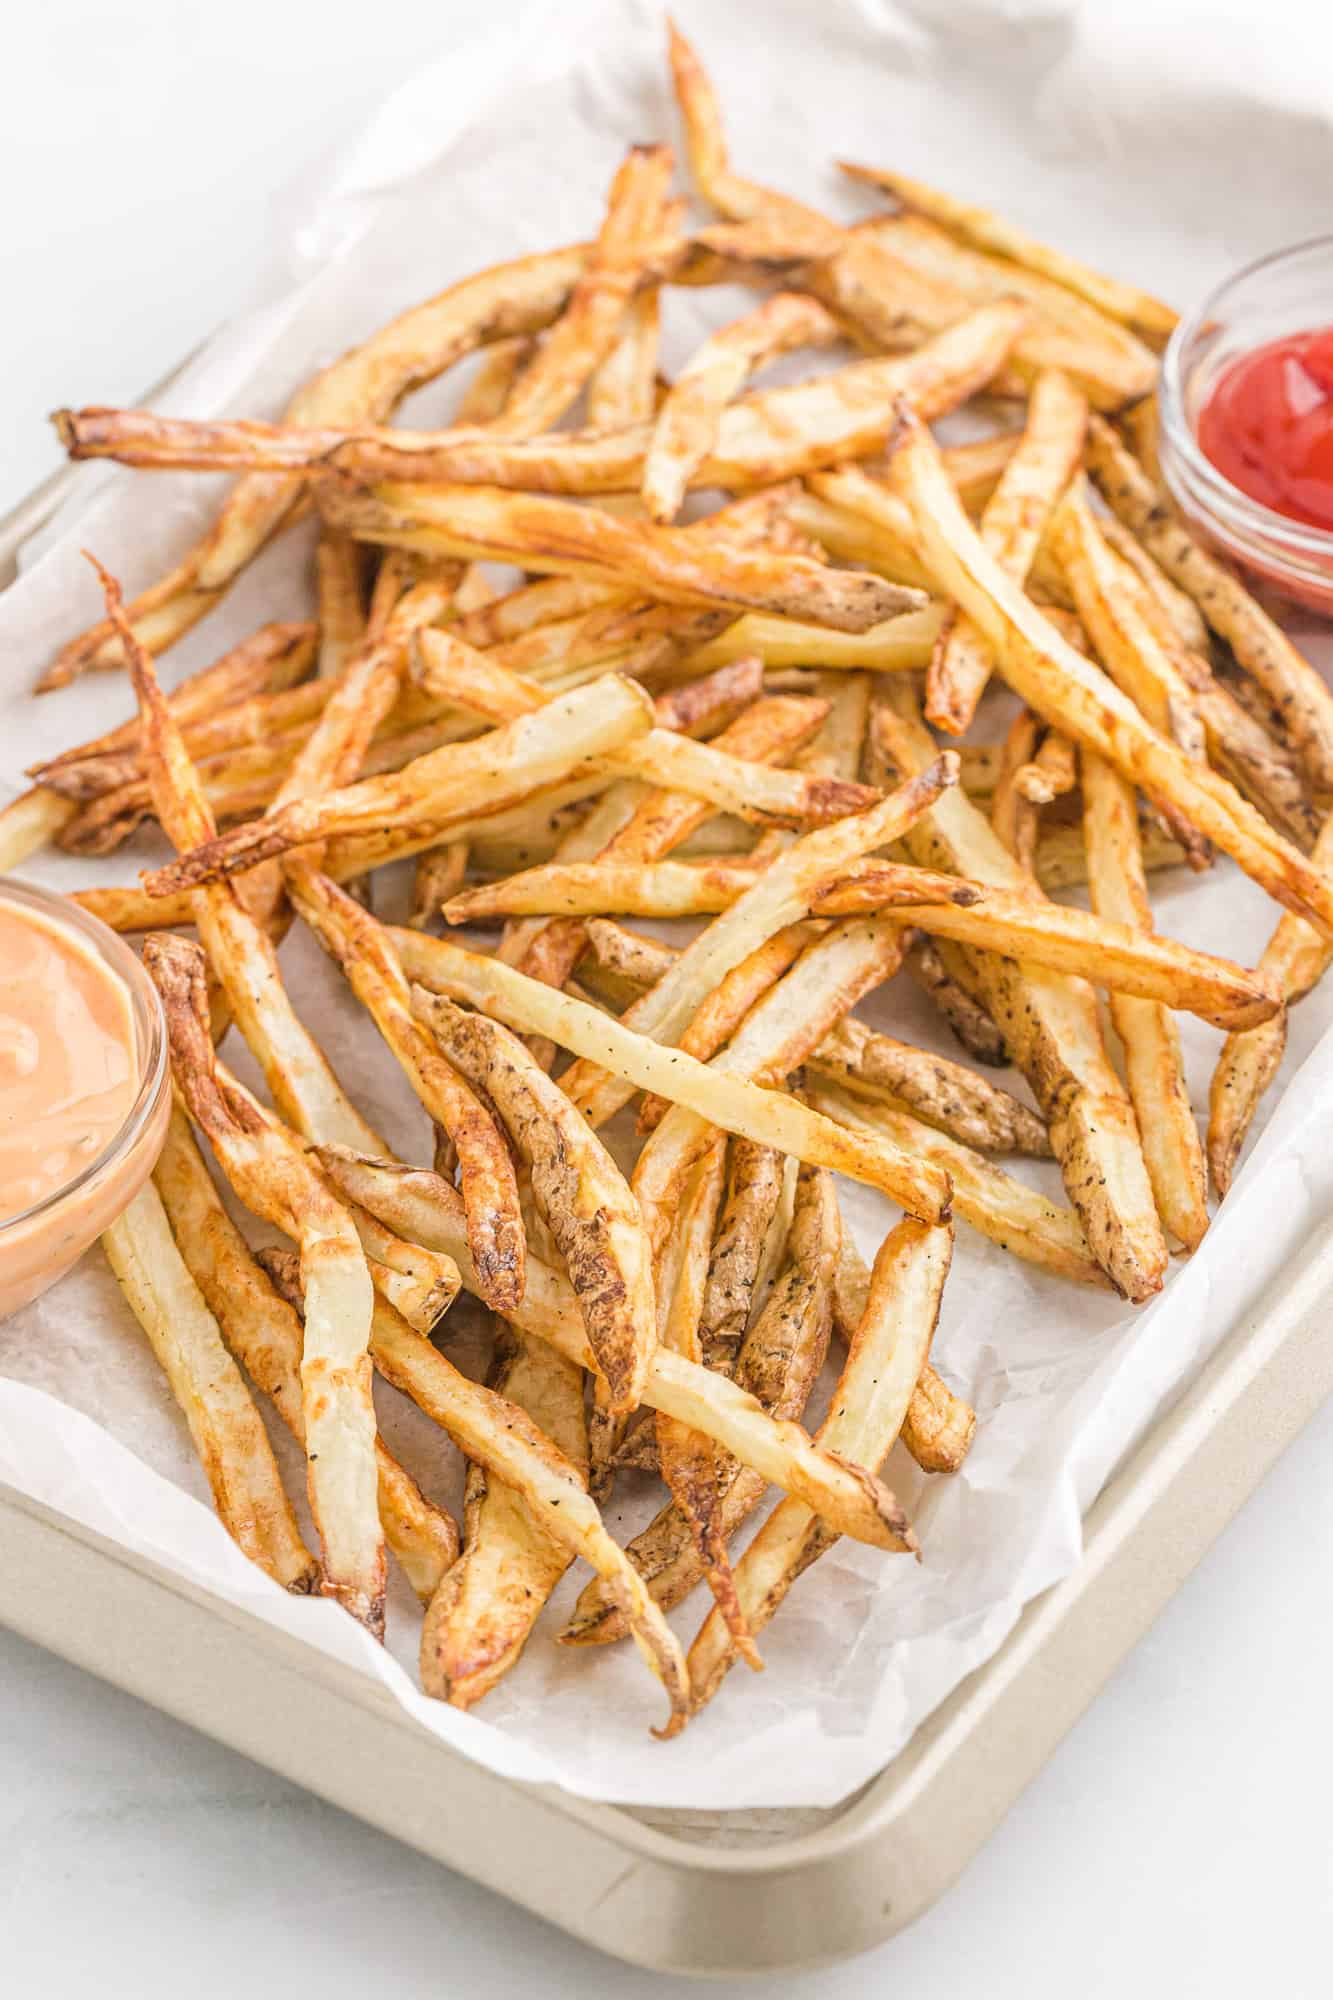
[8,21,1333,1734]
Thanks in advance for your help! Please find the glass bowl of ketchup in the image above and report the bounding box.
[1160,235,1333,617]
[0,878,170,1321]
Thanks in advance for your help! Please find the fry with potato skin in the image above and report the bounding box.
[563,1162,841,1648]
[440,855,968,923]
[903,935,1009,1067]
[871,687,1167,1301]
[925,368,1087,734]
[316,1147,915,1552]
[143,934,384,1636]
[413,993,657,1417]
[321,480,921,634]
[1081,750,1209,1251]
[832,1227,975,1475]
[403,943,952,1223]
[154,1106,459,1599]
[287,869,525,1315]
[1084,414,1333,796]
[46,239,607,683]
[885,405,1333,941]
[1208,811,1333,1198]
[699,1139,787,1376]
[141,671,655,895]
[420,1320,587,1709]
[687,1213,954,1713]
[837,161,1177,347]
[103,1184,319,1594]
[586,289,660,428]
[643,291,841,521]
[551,756,960,1127]
[493,145,675,438]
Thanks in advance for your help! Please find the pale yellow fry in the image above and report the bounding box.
[687,1213,954,1712]
[103,1185,318,1593]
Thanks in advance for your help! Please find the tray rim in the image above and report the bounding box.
[6,412,1333,1976]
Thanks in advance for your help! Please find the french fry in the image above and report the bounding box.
[681,605,943,675]
[440,855,969,922]
[402,943,951,1223]
[1085,414,1333,796]
[547,757,959,1126]
[687,1213,954,1713]
[643,292,840,520]
[832,1226,974,1475]
[314,530,367,682]
[990,707,1042,873]
[492,145,675,438]
[420,1320,587,1708]
[0,785,76,870]
[886,406,1333,940]
[924,369,1087,733]
[806,1081,1102,1284]
[1051,478,1319,853]
[413,993,657,1416]
[406,840,469,930]
[870,685,1166,1300]
[143,933,385,1638]
[322,480,922,634]
[102,1184,319,1593]
[60,299,1026,502]
[1081,750,1209,1250]
[563,1162,842,1647]
[153,1105,459,1600]
[315,1148,917,1553]
[412,628,874,828]
[258,1253,687,1734]
[288,870,525,1315]
[44,239,612,682]
[698,1139,787,1376]
[837,162,1177,347]
[586,290,661,428]
[141,672,655,894]
[809,1015,1051,1157]
[1208,812,1333,1198]
[902,935,1009,1066]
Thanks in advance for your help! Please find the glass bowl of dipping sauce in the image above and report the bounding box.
[0,878,169,1319]
[1159,236,1333,617]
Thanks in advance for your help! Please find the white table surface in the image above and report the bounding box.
[5,4,1333,1994]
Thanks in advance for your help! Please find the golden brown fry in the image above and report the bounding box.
[315,1146,917,1553]
[831,1227,974,1475]
[323,480,921,634]
[64,304,1025,502]
[643,292,840,521]
[1081,750,1208,1250]
[586,289,661,428]
[154,1106,459,1599]
[46,239,612,682]
[413,992,656,1416]
[440,855,970,923]
[103,1184,319,1593]
[902,935,1009,1066]
[421,1320,587,1709]
[400,939,951,1223]
[1208,812,1333,1198]
[990,708,1042,873]
[925,369,1087,733]
[0,786,77,870]
[1098,514,1210,655]
[494,145,675,437]
[886,406,1333,940]
[565,1161,842,1647]
[141,672,654,894]
[837,162,1177,347]
[871,685,1166,1301]
[687,1212,953,1713]
[807,1082,1101,1284]
[809,1015,1051,1157]
[698,1139,787,1375]
[407,841,469,930]
[289,870,525,1315]
[143,934,383,1635]
[314,530,367,682]
[550,757,959,1126]
[1085,414,1333,796]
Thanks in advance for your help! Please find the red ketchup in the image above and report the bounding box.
[1197,328,1333,532]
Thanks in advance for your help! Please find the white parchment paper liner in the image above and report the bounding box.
[3,0,1332,1809]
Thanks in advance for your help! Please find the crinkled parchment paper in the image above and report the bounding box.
[3,0,1333,1810]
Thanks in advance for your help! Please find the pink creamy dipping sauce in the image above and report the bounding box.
[0,881,169,1319]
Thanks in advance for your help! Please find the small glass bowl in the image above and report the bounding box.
[1159,235,1333,618]
[0,878,169,1320]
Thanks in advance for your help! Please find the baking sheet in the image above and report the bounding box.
[3,0,1333,1812]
